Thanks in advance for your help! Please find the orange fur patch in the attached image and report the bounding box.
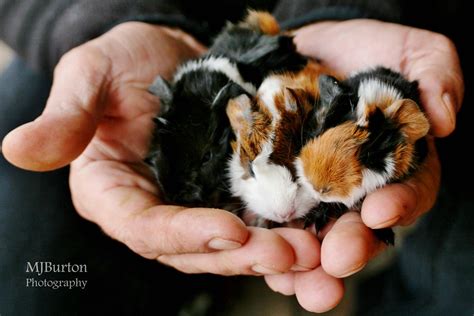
[392,142,415,179]
[386,99,430,142]
[226,95,272,163]
[240,110,272,162]
[243,10,280,35]
[299,122,367,198]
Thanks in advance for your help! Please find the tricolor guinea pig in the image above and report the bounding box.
[226,62,339,225]
[146,11,307,206]
[295,67,430,243]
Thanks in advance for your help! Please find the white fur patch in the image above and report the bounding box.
[361,168,390,195]
[258,76,283,122]
[229,148,318,223]
[383,155,396,179]
[356,78,403,126]
[229,152,296,222]
[156,117,168,125]
[174,56,257,94]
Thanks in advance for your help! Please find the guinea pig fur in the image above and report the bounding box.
[227,62,338,224]
[146,11,307,206]
[296,67,430,239]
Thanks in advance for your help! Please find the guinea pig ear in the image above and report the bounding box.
[385,99,430,141]
[148,76,173,115]
[226,94,253,135]
[303,75,347,140]
[212,82,250,110]
[284,88,307,113]
[319,75,343,107]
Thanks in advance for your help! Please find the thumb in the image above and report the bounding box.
[2,47,110,171]
[405,31,464,137]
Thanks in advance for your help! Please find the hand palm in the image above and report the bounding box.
[2,19,463,314]
[33,23,320,280]
[70,68,162,255]
[294,20,463,136]
[265,19,463,312]
[67,23,210,257]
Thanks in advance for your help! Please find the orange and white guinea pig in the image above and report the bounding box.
[226,61,340,225]
[295,67,430,237]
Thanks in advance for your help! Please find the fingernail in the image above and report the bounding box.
[372,215,400,229]
[208,238,242,250]
[251,264,281,275]
[290,264,312,272]
[442,93,456,126]
[338,262,366,278]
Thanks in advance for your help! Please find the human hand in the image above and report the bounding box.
[265,19,463,312]
[1,22,321,276]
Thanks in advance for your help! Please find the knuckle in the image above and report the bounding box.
[163,211,196,255]
[215,254,241,276]
[55,45,111,84]
[436,33,451,46]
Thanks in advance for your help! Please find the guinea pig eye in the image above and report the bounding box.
[320,187,331,194]
[202,151,213,165]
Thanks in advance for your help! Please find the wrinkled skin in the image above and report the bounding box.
[2,19,463,313]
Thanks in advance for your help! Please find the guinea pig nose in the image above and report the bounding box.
[175,184,203,203]
[276,209,296,221]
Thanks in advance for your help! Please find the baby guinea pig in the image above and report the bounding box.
[146,11,307,206]
[295,67,430,237]
[226,62,340,224]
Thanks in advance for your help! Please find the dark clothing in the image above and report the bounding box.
[357,188,474,316]
[0,0,402,73]
[0,0,473,315]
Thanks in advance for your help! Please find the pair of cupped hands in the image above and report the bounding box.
[2,19,463,312]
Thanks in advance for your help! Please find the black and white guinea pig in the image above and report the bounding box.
[226,62,339,224]
[146,11,307,206]
[295,67,430,242]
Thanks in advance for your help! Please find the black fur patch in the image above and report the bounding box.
[303,77,357,143]
[304,202,347,231]
[147,70,237,206]
[210,27,307,86]
[303,202,395,245]
[358,108,404,173]
[345,67,420,104]
[372,228,395,246]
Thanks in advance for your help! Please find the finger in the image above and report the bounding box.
[265,273,296,296]
[316,220,337,241]
[157,227,294,275]
[70,160,248,258]
[271,227,321,271]
[293,20,464,137]
[2,46,110,171]
[293,20,408,73]
[294,267,345,313]
[403,30,464,137]
[321,212,385,278]
[361,138,440,228]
